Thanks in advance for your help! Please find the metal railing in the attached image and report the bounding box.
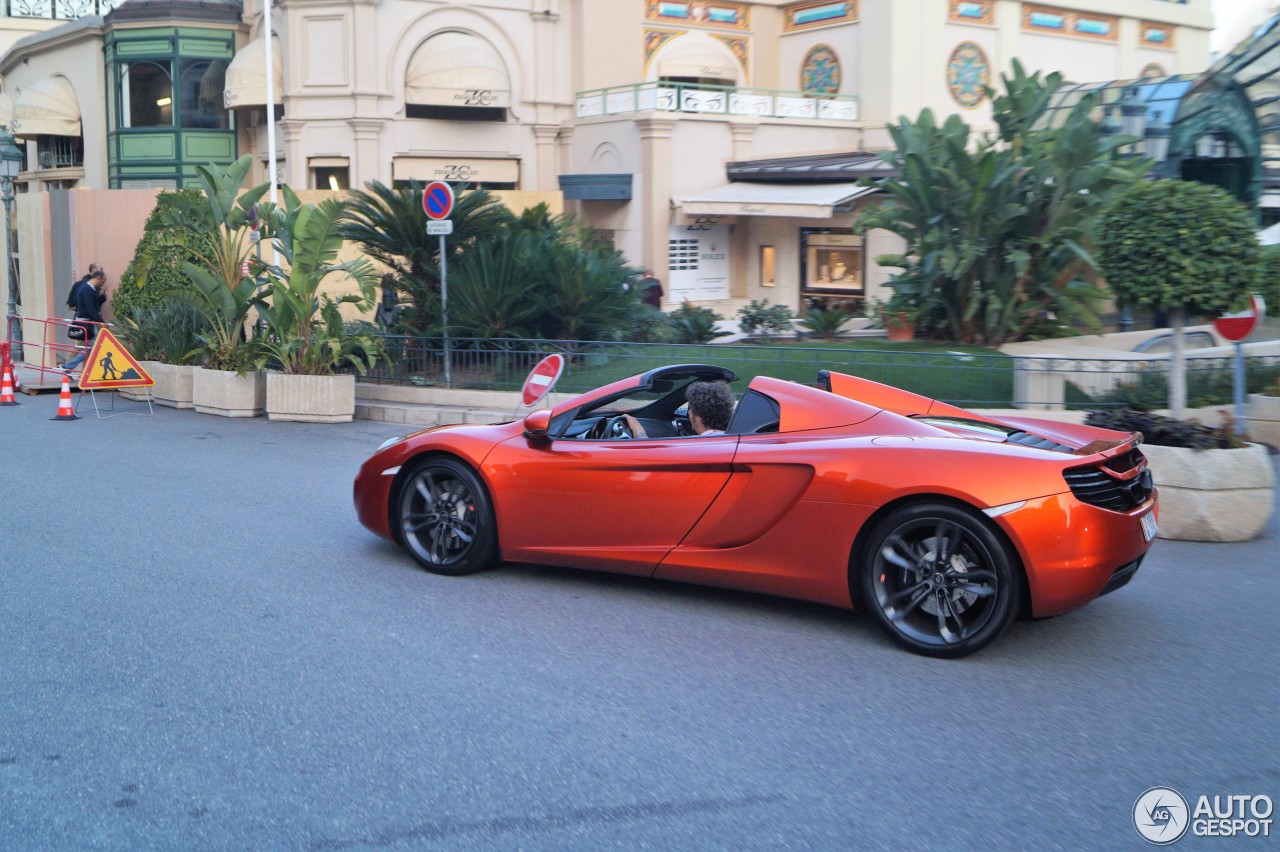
[5,0,123,19]
[575,81,858,122]
[357,335,1280,410]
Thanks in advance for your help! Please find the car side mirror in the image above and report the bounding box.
[523,409,552,442]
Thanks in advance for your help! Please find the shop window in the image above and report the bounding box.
[122,61,173,128]
[759,245,776,287]
[800,228,862,297]
[313,166,349,191]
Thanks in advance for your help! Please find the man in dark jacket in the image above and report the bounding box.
[63,269,107,373]
[67,262,101,311]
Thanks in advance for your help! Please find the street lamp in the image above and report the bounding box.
[0,129,22,363]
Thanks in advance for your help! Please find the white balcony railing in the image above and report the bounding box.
[576,81,858,122]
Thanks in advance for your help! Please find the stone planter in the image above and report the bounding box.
[193,367,266,418]
[118,360,161,403]
[265,372,355,423]
[1142,443,1275,542]
[1246,394,1280,450]
[121,362,196,408]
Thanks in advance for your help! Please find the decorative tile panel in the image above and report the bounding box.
[947,41,991,109]
[646,1,750,30]
[800,44,841,94]
[644,28,684,71]
[784,1,857,32]
[1022,4,1117,41]
[949,1,993,26]
[713,35,749,73]
[1140,22,1176,49]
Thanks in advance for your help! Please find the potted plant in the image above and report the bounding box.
[132,154,270,416]
[255,189,384,422]
[1085,407,1275,542]
[1247,377,1280,450]
[117,301,208,408]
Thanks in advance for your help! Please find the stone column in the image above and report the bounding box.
[347,119,384,188]
[277,119,303,188]
[637,116,675,282]
[532,124,560,191]
[730,120,756,162]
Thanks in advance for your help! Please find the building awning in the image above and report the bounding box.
[406,32,510,108]
[0,92,14,129]
[11,76,81,139]
[676,182,875,218]
[657,39,739,83]
[393,156,519,184]
[559,173,632,200]
[223,35,283,110]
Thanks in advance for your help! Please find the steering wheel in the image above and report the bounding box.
[585,414,633,439]
[606,415,633,439]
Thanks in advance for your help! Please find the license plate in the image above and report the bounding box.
[1140,511,1158,542]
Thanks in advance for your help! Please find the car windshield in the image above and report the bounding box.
[587,380,694,417]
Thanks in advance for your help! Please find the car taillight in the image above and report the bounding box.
[1063,449,1153,512]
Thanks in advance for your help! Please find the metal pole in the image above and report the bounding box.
[262,0,279,269]
[1234,341,1246,436]
[440,233,450,388]
[3,176,22,363]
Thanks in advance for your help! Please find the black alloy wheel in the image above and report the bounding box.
[397,457,497,576]
[860,502,1021,658]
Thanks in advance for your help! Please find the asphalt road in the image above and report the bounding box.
[2,392,1277,850]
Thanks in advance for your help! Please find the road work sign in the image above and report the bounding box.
[77,329,155,390]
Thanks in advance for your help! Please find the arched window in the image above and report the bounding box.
[121,61,173,128]
[179,60,230,129]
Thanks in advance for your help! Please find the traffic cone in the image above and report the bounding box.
[0,366,18,406]
[50,374,79,421]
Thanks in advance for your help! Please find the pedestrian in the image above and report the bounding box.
[638,269,664,309]
[63,269,107,374]
[66,262,101,315]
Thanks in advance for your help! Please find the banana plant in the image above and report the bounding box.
[254,189,384,375]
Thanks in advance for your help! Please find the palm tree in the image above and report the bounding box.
[340,181,509,332]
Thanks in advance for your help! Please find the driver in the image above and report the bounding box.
[624,380,735,438]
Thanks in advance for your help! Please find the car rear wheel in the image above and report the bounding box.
[860,503,1020,658]
[397,457,497,576]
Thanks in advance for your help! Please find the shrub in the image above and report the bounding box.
[117,300,209,365]
[667,302,728,344]
[737,299,795,342]
[1084,407,1245,449]
[111,187,214,325]
[799,300,855,339]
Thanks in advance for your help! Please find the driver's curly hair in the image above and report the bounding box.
[686,381,735,431]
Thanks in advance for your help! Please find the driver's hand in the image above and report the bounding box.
[623,414,648,439]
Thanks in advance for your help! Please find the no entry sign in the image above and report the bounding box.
[1213,295,1266,343]
[521,354,565,406]
[423,181,454,220]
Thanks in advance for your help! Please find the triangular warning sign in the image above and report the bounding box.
[77,328,155,389]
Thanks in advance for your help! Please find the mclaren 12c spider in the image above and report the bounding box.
[354,364,1158,657]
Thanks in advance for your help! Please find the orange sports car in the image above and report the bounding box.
[354,364,1158,657]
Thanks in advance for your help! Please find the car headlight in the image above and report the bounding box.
[378,434,407,452]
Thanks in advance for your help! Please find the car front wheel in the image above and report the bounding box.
[397,457,497,576]
[860,502,1021,658]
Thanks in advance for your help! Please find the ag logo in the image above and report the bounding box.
[1134,787,1190,844]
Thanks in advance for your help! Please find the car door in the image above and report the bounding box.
[482,432,739,576]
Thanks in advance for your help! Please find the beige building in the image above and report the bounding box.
[0,0,1214,330]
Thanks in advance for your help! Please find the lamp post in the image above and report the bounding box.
[0,129,22,363]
